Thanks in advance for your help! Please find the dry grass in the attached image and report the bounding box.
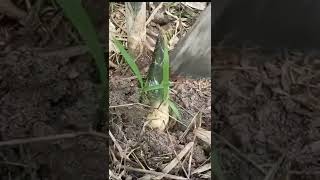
[108,2,211,179]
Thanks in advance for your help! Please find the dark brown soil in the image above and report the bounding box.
[0,1,107,180]
[108,3,211,178]
[213,47,320,180]
[109,61,211,179]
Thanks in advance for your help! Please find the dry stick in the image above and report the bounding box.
[113,151,140,168]
[263,154,287,180]
[187,141,194,178]
[0,131,108,147]
[122,166,188,180]
[109,130,127,174]
[109,60,118,68]
[109,127,143,169]
[194,127,211,145]
[146,2,164,26]
[111,15,127,34]
[158,131,191,179]
[109,170,121,180]
[109,130,124,155]
[0,161,28,168]
[162,142,194,174]
[180,112,199,140]
[191,163,211,175]
[213,132,267,175]
[110,102,150,109]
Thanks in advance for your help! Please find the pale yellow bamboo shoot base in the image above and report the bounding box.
[146,101,169,131]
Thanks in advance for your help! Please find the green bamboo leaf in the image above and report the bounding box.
[168,100,181,120]
[144,84,164,92]
[162,34,170,101]
[56,0,107,108]
[112,38,144,88]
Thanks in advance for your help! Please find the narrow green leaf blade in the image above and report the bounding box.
[168,100,181,120]
[56,0,107,107]
[144,84,164,92]
[113,38,144,88]
[162,34,170,101]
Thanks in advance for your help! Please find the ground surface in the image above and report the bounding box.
[109,2,212,179]
[0,1,107,180]
[213,47,320,180]
[109,73,211,179]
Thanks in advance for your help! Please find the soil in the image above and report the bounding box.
[109,3,211,179]
[213,47,320,180]
[109,66,211,179]
[0,1,107,180]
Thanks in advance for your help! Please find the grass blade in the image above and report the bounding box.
[168,100,181,120]
[113,38,144,88]
[162,33,170,101]
[144,84,164,92]
[56,0,107,107]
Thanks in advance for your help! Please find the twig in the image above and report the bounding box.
[187,143,194,178]
[162,142,194,174]
[109,102,151,109]
[111,15,127,34]
[109,60,118,68]
[194,127,211,145]
[109,130,124,157]
[263,154,287,180]
[191,163,211,175]
[109,170,122,180]
[213,132,267,175]
[122,166,188,180]
[0,161,28,168]
[0,131,108,147]
[146,2,164,26]
[180,112,199,140]
[165,10,179,20]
